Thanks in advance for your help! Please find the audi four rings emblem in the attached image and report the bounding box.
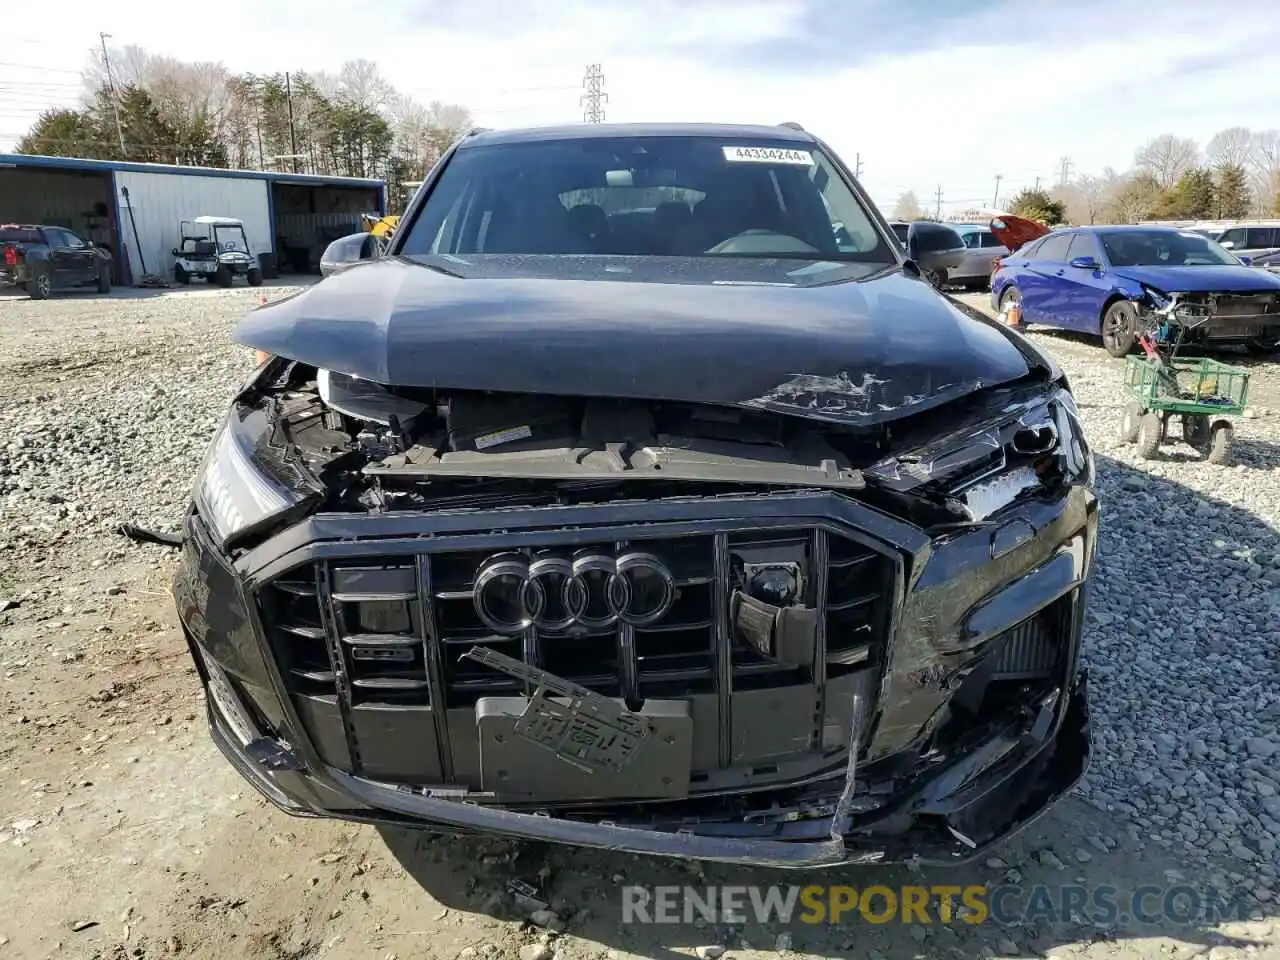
[473,551,677,634]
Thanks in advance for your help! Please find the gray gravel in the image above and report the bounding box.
[2,285,1279,891]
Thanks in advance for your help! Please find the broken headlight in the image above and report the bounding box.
[1050,387,1094,487]
[196,418,299,549]
[866,384,1092,522]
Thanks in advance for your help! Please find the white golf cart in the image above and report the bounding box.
[172,216,262,287]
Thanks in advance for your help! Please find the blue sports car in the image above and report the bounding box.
[990,225,1280,357]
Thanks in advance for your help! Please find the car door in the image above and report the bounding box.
[40,229,76,288]
[58,230,96,284]
[1017,232,1072,326]
[1058,231,1111,331]
[957,229,986,278]
[980,228,1008,264]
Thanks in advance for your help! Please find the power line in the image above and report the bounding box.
[0,60,83,74]
[580,64,607,124]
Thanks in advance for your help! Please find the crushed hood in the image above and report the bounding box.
[1111,264,1280,294]
[234,254,1034,426]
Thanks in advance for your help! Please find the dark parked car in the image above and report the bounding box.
[174,122,1096,868]
[991,225,1280,357]
[1,223,112,299]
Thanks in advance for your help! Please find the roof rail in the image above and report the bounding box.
[777,121,806,132]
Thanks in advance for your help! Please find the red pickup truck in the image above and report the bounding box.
[1,224,113,299]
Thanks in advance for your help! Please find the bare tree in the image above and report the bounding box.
[1134,134,1200,189]
[1206,126,1256,169]
[892,191,923,220]
[1248,130,1280,215]
[338,59,392,111]
[1054,173,1113,225]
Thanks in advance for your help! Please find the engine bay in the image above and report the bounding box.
[245,359,1080,531]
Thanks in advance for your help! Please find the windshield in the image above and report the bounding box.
[399,135,894,262]
[214,225,247,253]
[1099,229,1240,267]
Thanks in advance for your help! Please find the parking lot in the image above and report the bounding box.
[1,285,1278,960]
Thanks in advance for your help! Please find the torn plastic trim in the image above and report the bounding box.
[118,523,184,548]
[303,671,1087,868]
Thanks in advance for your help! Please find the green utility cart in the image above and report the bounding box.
[1117,354,1250,464]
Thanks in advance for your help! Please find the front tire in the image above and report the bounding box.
[1102,300,1139,358]
[215,265,233,288]
[96,265,111,294]
[174,264,190,285]
[247,267,263,287]
[1246,335,1279,356]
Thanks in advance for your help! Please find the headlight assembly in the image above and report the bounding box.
[1051,387,1094,487]
[197,418,299,549]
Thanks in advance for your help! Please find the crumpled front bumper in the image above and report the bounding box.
[200,660,1090,868]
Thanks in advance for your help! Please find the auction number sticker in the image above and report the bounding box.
[723,146,815,166]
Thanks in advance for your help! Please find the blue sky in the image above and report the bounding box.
[3,0,1278,215]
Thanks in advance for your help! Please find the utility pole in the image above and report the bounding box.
[581,64,607,123]
[934,185,943,219]
[992,174,1003,209]
[1034,175,1042,191]
[99,33,126,155]
[284,71,299,173]
[1059,155,1073,186]
[854,153,864,178]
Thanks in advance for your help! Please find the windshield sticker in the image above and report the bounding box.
[723,146,815,166]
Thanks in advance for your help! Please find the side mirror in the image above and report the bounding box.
[1220,240,1236,249]
[1238,255,1254,267]
[1069,256,1101,270]
[171,247,179,256]
[320,232,381,277]
[906,221,966,274]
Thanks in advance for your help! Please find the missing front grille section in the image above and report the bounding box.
[939,595,1073,748]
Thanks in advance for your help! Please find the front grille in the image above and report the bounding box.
[255,523,897,781]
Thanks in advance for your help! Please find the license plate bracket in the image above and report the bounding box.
[476,697,693,802]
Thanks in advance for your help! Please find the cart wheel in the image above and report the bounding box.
[1207,420,1233,465]
[1182,413,1211,450]
[1137,412,1161,459]
[1119,401,1143,443]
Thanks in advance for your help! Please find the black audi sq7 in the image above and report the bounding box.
[174,122,1097,867]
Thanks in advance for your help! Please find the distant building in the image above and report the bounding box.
[0,153,386,284]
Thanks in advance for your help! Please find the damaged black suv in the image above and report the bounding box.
[174,122,1097,867]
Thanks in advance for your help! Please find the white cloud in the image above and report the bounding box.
[3,0,1278,216]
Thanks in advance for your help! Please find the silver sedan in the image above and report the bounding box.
[948,225,1009,290]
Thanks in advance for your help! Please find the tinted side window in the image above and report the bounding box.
[1247,227,1280,247]
[1220,228,1246,247]
[44,230,69,249]
[980,231,1004,248]
[59,230,85,248]
[1016,238,1043,259]
[961,231,982,249]
[1066,232,1101,261]
[1035,234,1072,261]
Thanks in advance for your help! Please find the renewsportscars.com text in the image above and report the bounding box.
[621,884,1254,927]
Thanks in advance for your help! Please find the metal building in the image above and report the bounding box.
[0,154,386,285]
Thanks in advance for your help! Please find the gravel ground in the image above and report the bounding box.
[0,285,1278,959]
